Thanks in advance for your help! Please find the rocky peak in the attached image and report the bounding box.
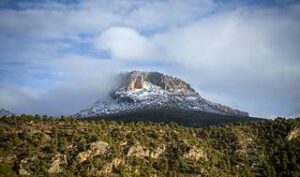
[127,71,146,90]
[124,70,196,93]
[75,70,249,118]
[0,108,14,116]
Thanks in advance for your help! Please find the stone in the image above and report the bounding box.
[150,145,166,159]
[77,141,109,163]
[125,71,195,93]
[0,155,16,163]
[234,129,255,156]
[183,146,208,161]
[287,127,300,141]
[90,141,109,156]
[77,151,91,163]
[48,159,61,174]
[19,169,30,176]
[127,144,149,158]
[19,159,30,176]
[127,143,165,159]
[48,154,66,174]
[97,158,124,175]
[127,75,145,90]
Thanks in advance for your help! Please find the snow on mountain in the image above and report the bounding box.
[75,71,249,118]
[0,108,15,117]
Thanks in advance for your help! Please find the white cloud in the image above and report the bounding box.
[95,27,155,60]
[0,0,217,39]
[158,7,300,117]
[0,54,123,115]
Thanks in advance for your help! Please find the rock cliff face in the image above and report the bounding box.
[126,142,166,159]
[76,141,109,163]
[75,70,249,118]
[183,146,208,161]
[125,71,195,93]
[48,154,66,174]
[287,127,300,141]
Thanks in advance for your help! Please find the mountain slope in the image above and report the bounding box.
[75,71,248,120]
[0,115,299,176]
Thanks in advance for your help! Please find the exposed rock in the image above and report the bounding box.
[128,74,145,90]
[19,159,30,176]
[127,143,165,159]
[126,71,195,93]
[134,168,140,176]
[48,158,61,174]
[48,154,66,174]
[183,146,208,161]
[287,127,300,141]
[77,141,109,163]
[119,141,127,146]
[149,145,166,159]
[90,141,109,156]
[97,158,124,175]
[234,129,255,156]
[150,174,158,177]
[42,133,52,142]
[0,154,16,163]
[77,151,91,163]
[19,168,30,176]
[236,137,254,155]
[127,144,150,158]
[67,144,74,149]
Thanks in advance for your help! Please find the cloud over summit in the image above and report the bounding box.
[0,0,299,117]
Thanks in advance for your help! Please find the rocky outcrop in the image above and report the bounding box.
[125,71,195,93]
[97,158,124,175]
[127,144,150,158]
[77,141,109,163]
[183,146,208,161]
[287,127,300,141]
[234,128,255,156]
[77,151,90,164]
[0,154,16,163]
[19,159,30,176]
[150,145,166,159]
[48,158,61,174]
[127,75,145,90]
[48,154,66,174]
[19,168,30,176]
[127,143,165,159]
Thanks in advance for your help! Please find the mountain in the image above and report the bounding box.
[75,71,249,123]
[0,108,14,116]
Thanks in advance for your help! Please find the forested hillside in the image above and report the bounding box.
[0,115,299,177]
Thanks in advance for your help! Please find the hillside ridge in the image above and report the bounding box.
[0,115,299,176]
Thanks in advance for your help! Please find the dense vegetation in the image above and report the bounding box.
[0,115,299,177]
[88,108,262,127]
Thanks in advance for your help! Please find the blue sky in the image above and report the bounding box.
[0,0,300,117]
